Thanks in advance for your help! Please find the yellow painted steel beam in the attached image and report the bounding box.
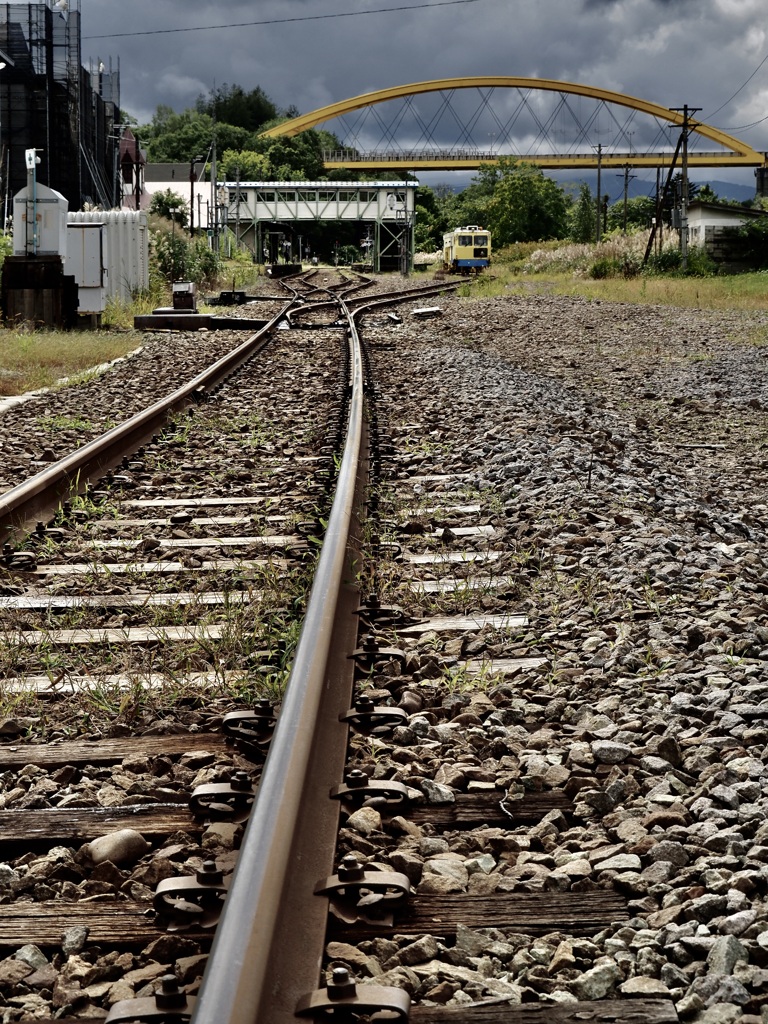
[262,76,764,165]
[325,152,765,171]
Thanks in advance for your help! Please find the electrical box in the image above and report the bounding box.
[66,222,108,314]
[68,210,148,301]
[13,182,69,258]
[172,281,197,311]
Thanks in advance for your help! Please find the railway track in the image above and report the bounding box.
[0,274,759,1023]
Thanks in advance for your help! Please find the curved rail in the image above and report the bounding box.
[0,303,292,544]
[192,296,366,1024]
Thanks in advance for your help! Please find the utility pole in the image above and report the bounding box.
[670,104,700,271]
[210,82,218,253]
[618,165,636,234]
[594,143,602,244]
[189,155,204,237]
[235,164,240,252]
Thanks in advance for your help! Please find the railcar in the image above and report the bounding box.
[442,226,491,273]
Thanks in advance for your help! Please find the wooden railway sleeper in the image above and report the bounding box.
[154,860,231,931]
[331,768,411,814]
[189,770,255,822]
[315,854,411,927]
[339,695,408,735]
[296,967,410,1021]
[106,975,196,1024]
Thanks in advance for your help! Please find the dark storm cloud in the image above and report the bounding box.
[81,0,768,185]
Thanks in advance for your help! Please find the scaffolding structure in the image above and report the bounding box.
[0,0,118,219]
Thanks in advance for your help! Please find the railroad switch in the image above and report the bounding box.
[222,701,276,756]
[106,975,195,1023]
[340,695,408,736]
[296,967,410,1021]
[315,854,410,927]
[331,768,411,813]
[189,770,255,822]
[348,636,407,673]
[154,860,230,930]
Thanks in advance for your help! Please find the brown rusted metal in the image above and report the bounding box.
[106,976,196,1024]
[188,772,255,822]
[192,298,367,1024]
[296,968,410,1021]
[154,861,231,931]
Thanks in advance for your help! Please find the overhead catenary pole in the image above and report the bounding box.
[619,165,636,234]
[642,135,684,268]
[210,81,218,252]
[189,155,204,237]
[594,143,602,244]
[235,164,240,251]
[669,104,700,272]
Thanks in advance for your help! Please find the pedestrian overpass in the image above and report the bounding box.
[221,180,418,271]
[261,77,766,176]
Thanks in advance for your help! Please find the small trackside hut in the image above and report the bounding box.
[443,225,491,273]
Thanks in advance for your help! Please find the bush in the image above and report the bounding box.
[589,256,614,279]
[644,247,682,273]
[644,244,714,277]
[151,230,222,288]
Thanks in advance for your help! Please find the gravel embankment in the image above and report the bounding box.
[334,293,768,1022]
[2,288,768,1020]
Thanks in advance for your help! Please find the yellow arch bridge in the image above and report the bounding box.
[261,77,766,173]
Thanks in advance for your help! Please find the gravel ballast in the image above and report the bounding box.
[2,287,768,1020]
[330,292,768,1022]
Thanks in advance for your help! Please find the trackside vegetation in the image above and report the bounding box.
[2,79,768,396]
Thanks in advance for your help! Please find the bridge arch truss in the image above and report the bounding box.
[262,77,766,173]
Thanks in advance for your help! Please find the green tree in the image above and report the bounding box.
[445,164,498,229]
[485,160,569,245]
[197,83,278,133]
[219,149,271,180]
[413,186,446,250]
[605,194,656,233]
[140,108,250,162]
[570,182,595,242]
[738,216,768,268]
[696,183,718,203]
[149,188,188,228]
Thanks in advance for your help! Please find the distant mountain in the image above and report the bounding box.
[557,173,761,204]
[701,180,756,203]
[554,172,758,205]
[423,172,759,205]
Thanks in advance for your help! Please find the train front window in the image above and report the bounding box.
[474,235,488,245]
[459,234,473,246]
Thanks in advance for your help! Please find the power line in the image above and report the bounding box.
[703,48,768,121]
[83,0,483,40]
[726,112,768,132]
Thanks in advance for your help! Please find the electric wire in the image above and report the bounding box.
[84,0,482,40]
[703,47,768,123]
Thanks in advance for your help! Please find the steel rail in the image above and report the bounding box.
[0,304,292,544]
[192,298,365,1024]
[346,278,461,313]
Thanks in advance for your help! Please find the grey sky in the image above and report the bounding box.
[81,0,767,187]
